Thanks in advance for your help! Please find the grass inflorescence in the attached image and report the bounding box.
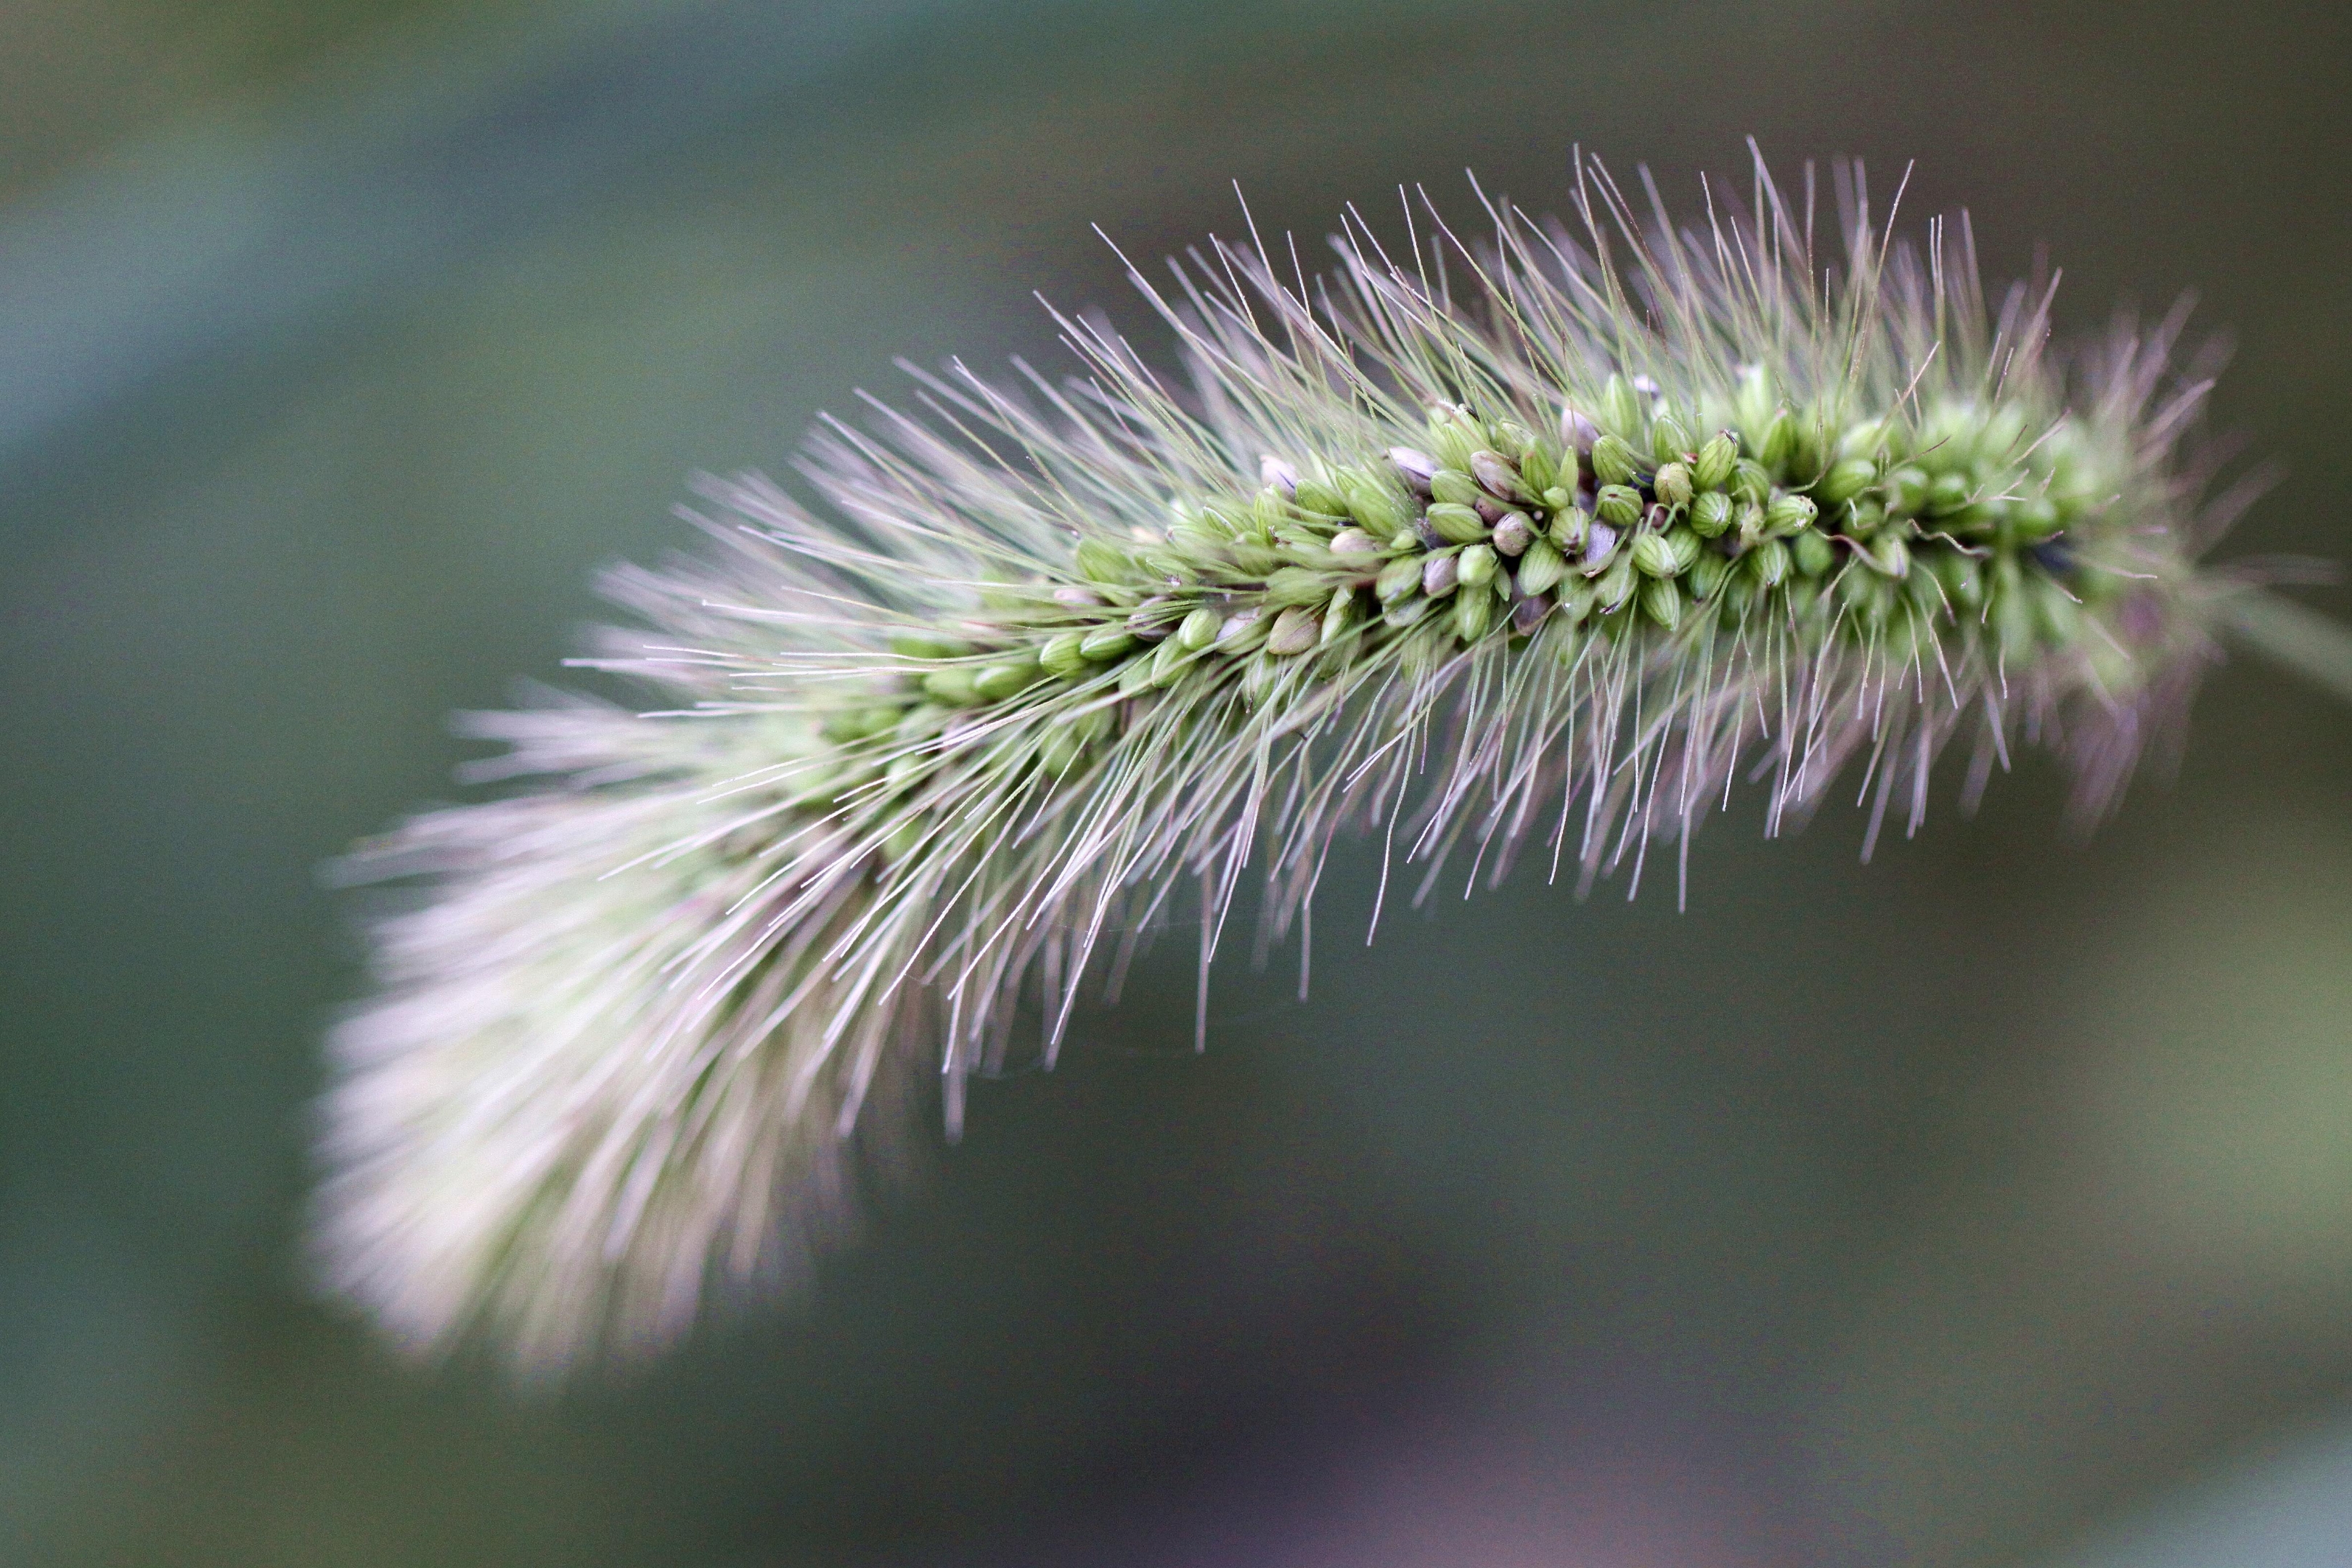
[316,151,2284,1376]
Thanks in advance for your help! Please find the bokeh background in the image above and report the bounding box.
[5,2,2352,1564]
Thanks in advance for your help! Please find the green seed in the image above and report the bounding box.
[1217,608,1270,651]
[1649,414,1691,465]
[1688,551,1729,601]
[1149,634,1188,687]
[1079,624,1136,661]
[1177,607,1222,650]
[1631,531,1678,579]
[1732,459,1773,504]
[1429,468,1483,506]
[1693,432,1739,490]
[1422,550,1461,598]
[1266,605,1320,656]
[1074,538,1134,584]
[1291,478,1349,518]
[889,632,968,661]
[1789,528,1836,578]
[1320,587,1358,645]
[1691,491,1734,539]
[1591,433,1641,487]
[1548,505,1590,550]
[1595,485,1642,529]
[922,667,980,706]
[1813,457,1878,506]
[1376,555,1424,605]
[1040,630,1087,678]
[1654,462,1694,507]
[1639,576,1683,629]
[1516,536,1568,596]
[1425,502,1489,545]
[1600,375,1642,437]
[1452,585,1493,642]
[1459,543,1498,588]
[974,659,1041,701]
[1748,538,1792,588]
[1593,555,1638,613]
[1764,493,1817,536]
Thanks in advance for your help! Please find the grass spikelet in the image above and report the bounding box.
[314,147,2331,1377]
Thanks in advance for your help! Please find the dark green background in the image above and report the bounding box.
[4,2,2351,1564]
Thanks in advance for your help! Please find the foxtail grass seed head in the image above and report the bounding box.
[316,149,2324,1379]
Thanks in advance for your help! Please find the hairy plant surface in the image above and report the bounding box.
[317,153,2279,1375]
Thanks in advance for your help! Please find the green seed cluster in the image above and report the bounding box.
[825,367,2123,797]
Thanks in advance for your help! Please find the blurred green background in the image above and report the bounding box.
[4,1,2351,1564]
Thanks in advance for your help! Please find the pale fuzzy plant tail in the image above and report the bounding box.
[315,147,2332,1378]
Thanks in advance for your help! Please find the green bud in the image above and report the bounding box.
[1117,650,1159,696]
[1759,409,1799,473]
[1079,624,1136,661]
[922,666,981,706]
[1149,634,1188,687]
[1040,630,1088,678]
[1650,414,1691,465]
[1291,478,1349,518]
[1763,493,1818,536]
[1630,530,1679,579]
[1693,432,1739,491]
[1595,484,1642,528]
[1838,567,1894,627]
[1425,502,1490,545]
[1748,538,1792,589]
[1734,501,1765,547]
[1687,550,1730,602]
[1639,576,1683,630]
[1653,462,1694,508]
[1541,486,1576,515]
[1459,542,1498,588]
[1731,459,1773,505]
[1376,555,1424,604]
[1927,472,1972,515]
[1690,491,1735,539]
[1548,505,1590,550]
[889,632,968,661]
[1813,457,1878,507]
[1451,584,1493,642]
[1590,433,1641,487]
[1074,538,1134,584]
[1422,550,1461,598]
[1265,605,1320,656]
[1600,374,1642,437]
[974,658,1041,702]
[1491,420,1535,458]
[1789,528,1836,578]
